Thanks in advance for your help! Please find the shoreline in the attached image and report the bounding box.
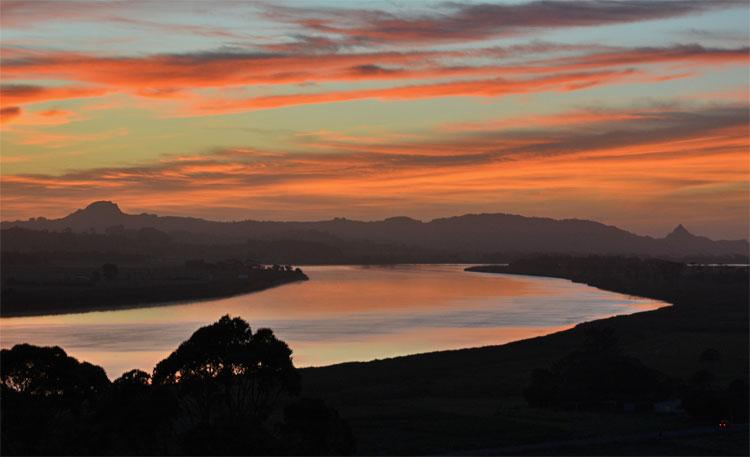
[1,259,746,453]
[299,259,748,453]
[0,270,308,318]
[465,261,749,307]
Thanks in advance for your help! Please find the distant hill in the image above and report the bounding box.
[2,201,747,260]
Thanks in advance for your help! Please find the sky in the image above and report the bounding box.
[0,0,748,238]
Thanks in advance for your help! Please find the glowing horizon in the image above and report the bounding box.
[1,0,748,238]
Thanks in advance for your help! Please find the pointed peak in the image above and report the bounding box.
[667,224,693,239]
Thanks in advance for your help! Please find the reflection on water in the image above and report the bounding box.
[0,264,666,378]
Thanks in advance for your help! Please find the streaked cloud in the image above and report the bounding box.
[265,1,745,45]
[0,84,110,109]
[1,0,747,238]
[1,44,745,117]
[2,103,746,236]
[0,106,22,124]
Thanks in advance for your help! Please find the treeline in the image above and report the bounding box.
[1,226,451,266]
[5,227,747,267]
[1,316,355,455]
[1,265,308,317]
[2,225,318,316]
[468,255,749,306]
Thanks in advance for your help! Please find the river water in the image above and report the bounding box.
[0,264,666,378]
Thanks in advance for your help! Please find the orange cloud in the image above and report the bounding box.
[0,84,110,109]
[1,45,744,115]
[5,45,742,87]
[1,103,746,237]
[441,108,659,132]
[186,69,644,115]
[1,108,80,128]
[10,127,128,148]
[0,106,22,124]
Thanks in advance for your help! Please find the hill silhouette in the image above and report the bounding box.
[2,201,747,260]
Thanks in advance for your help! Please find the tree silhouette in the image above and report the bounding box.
[1,344,111,454]
[115,368,151,388]
[0,319,352,455]
[93,369,178,455]
[152,315,300,425]
[1,343,109,400]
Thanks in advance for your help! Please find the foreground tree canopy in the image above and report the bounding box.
[0,315,355,456]
[1,343,109,399]
[153,315,300,422]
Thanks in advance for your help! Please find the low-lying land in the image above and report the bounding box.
[1,255,747,455]
[1,262,308,317]
[301,257,749,455]
[466,256,748,307]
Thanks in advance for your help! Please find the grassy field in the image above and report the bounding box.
[300,265,749,455]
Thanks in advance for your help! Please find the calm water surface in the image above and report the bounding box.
[0,265,666,378]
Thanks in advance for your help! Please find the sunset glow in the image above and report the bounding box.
[1,0,748,238]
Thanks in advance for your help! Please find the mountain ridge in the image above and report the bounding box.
[2,201,747,259]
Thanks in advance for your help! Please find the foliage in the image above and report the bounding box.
[1,343,109,400]
[1,344,110,455]
[152,315,300,424]
[0,316,351,456]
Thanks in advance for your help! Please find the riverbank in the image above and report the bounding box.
[1,267,308,317]
[301,258,748,455]
[465,257,748,307]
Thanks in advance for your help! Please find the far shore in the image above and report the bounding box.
[0,269,308,318]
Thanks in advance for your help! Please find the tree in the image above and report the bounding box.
[115,368,151,388]
[0,324,354,455]
[1,344,110,454]
[1,343,109,400]
[93,369,178,455]
[152,315,300,425]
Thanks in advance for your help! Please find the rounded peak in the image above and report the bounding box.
[384,216,420,224]
[82,201,123,214]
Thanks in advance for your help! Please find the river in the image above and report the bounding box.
[0,264,666,378]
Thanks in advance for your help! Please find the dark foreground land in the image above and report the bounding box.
[0,262,308,317]
[301,257,749,455]
[1,256,748,455]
